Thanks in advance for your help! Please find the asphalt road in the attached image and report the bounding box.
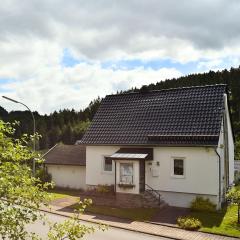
[27,212,172,240]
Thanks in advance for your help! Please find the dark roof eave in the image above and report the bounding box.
[44,162,86,166]
[79,143,218,147]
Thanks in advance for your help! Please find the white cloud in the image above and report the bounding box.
[0,63,182,114]
[0,0,240,113]
[1,0,240,62]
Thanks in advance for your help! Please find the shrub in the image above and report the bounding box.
[177,216,202,230]
[96,184,112,193]
[234,172,240,185]
[190,197,216,212]
[36,167,52,183]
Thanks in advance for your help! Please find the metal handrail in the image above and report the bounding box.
[145,184,161,205]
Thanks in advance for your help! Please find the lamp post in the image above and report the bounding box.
[2,96,36,176]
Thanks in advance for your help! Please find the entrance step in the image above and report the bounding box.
[141,190,168,208]
[114,192,167,208]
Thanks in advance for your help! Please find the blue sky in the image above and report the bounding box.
[61,49,84,68]
[0,78,14,84]
[61,48,235,76]
[101,58,197,74]
[62,48,198,74]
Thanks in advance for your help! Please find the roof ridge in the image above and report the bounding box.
[106,84,226,97]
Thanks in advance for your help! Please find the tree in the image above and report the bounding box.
[0,120,50,239]
[62,125,74,144]
[48,126,62,147]
[0,120,105,239]
[226,188,240,223]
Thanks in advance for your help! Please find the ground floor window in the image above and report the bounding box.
[120,163,133,184]
[172,158,185,177]
[104,157,112,172]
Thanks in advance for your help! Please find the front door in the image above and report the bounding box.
[139,160,145,192]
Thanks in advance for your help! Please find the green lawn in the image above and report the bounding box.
[48,191,70,200]
[85,205,158,221]
[190,205,240,238]
[47,189,80,200]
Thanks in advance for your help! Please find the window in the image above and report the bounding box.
[120,163,133,184]
[103,157,112,172]
[172,158,184,177]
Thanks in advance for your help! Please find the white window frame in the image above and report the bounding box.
[102,156,113,174]
[119,162,134,185]
[171,157,185,178]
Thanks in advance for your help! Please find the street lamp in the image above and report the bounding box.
[2,96,36,176]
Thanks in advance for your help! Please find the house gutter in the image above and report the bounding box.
[215,148,221,207]
[114,161,117,193]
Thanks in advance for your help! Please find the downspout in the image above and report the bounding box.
[223,94,229,189]
[114,161,117,194]
[215,148,222,207]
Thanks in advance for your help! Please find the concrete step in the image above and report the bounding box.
[141,190,168,208]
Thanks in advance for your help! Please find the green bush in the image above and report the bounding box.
[190,197,216,212]
[36,167,52,183]
[177,216,202,230]
[234,172,240,185]
[96,184,112,193]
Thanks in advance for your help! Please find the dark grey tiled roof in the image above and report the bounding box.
[44,144,86,166]
[80,84,226,146]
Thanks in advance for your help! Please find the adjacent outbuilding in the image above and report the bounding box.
[44,144,86,190]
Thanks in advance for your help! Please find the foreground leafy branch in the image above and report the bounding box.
[0,120,106,239]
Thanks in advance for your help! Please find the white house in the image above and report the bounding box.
[45,84,234,209]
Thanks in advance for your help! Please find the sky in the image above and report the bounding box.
[0,0,240,114]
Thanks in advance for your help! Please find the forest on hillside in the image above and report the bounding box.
[0,67,239,158]
[0,97,101,150]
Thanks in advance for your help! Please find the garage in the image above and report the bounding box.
[44,144,86,190]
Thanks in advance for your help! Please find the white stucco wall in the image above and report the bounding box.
[86,145,221,207]
[158,191,218,208]
[46,164,86,190]
[86,146,118,186]
[115,160,139,194]
[145,147,219,207]
[86,146,140,193]
[146,147,218,194]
